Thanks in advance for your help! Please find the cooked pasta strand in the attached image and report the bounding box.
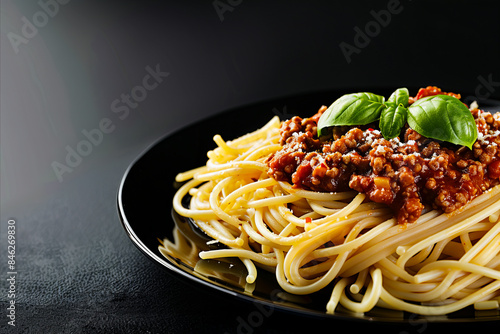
[167,115,500,316]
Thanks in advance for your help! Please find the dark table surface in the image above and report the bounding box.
[1,1,500,333]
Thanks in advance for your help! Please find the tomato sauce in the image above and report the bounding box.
[267,88,500,224]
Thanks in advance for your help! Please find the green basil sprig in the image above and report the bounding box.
[317,92,386,135]
[379,87,409,139]
[317,88,478,149]
[407,95,477,149]
[379,103,407,140]
[387,87,409,106]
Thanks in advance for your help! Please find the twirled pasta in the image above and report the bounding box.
[169,116,500,315]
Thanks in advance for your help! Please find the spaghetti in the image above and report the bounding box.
[169,98,500,316]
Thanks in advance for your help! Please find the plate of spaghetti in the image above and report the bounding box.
[118,87,500,322]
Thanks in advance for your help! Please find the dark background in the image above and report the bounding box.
[1,0,499,333]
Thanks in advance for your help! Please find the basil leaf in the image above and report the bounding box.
[407,95,477,149]
[379,103,408,139]
[388,87,409,107]
[317,92,385,136]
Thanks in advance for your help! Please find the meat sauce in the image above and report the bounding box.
[267,87,500,224]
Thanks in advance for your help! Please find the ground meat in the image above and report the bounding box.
[267,88,500,224]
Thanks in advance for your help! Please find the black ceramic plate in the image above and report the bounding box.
[118,89,500,324]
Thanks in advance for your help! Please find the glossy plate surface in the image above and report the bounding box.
[118,89,500,323]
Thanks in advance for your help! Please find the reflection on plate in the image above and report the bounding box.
[118,89,500,323]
